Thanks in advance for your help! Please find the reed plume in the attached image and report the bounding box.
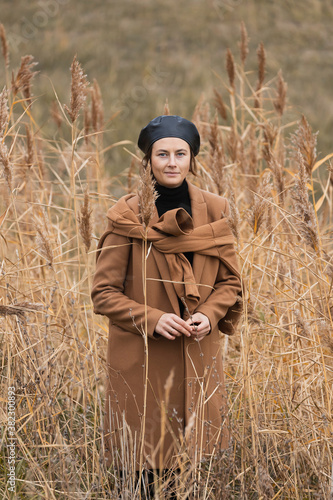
[12,55,38,100]
[64,55,89,123]
[269,152,286,205]
[0,302,43,320]
[226,48,235,90]
[91,78,104,132]
[35,210,54,266]
[138,163,158,229]
[77,186,93,252]
[226,126,238,163]
[0,86,9,137]
[0,23,9,68]
[239,21,249,66]
[293,150,320,252]
[262,122,278,163]
[291,115,318,177]
[246,172,272,235]
[274,70,288,117]
[213,88,227,121]
[0,141,12,191]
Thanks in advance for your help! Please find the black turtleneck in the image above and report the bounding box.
[155,179,192,219]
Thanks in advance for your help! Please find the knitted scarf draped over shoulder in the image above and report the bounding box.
[97,194,242,334]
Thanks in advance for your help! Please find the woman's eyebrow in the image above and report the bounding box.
[155,148,188,153]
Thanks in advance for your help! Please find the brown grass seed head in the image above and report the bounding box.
[0,24,9,68]
[12,55,39,99]
[64,55,89,123]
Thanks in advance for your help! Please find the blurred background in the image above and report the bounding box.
[1,0,333,172]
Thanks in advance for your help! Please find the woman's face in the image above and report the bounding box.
[150,137,191,188]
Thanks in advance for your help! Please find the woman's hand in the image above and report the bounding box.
[155,313,193,340]
[185,312,211,341]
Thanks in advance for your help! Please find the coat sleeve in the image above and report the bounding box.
[194,198,243,335]
[91,229,165,339]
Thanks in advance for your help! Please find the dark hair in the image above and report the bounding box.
[141,145,197,176]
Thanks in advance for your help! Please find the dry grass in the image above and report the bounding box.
[1,28,333,500]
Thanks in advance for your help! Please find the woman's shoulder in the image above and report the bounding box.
[106,192,140,217]
[188,182,229,214]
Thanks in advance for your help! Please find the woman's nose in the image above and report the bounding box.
[168,153,176,166]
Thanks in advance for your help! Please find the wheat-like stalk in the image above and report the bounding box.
[0,141,12,191]
[0,86,9,136]
[64,55,89,123]
[0,23,9,68]
[11,55,38,100]
[77,186,93,252]
[226,48,235,90]
[239,21,249,66]
[91,78,104,132]
[138,163,158,229]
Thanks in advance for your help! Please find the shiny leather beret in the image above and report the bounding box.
[138,115,200,156]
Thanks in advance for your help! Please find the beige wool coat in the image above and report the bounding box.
[91,182,242,470]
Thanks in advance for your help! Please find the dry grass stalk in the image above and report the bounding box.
[25,124,34,168]
[293,150,320,252]
[241,124,258,203]
[274,70,288,117]
[226,48,235,90]
[64,55,89,123]
[328,162,333,187]
[84,105,91,144]
[291,114,318,177]
[127,155,140,193]
[209,113,225,195]
[163,98,170,115]
[239,21,249,66]
[0,302,43,320]
[226,126,238,163]
[254,42,266,108]
[51,101,63,129]
[269,152,286,205]
[11,55,38,99]
[35,210,54,266]
[138,163,158,229]
[0,141,12,191]
[0,86,9,136]
[77,186,93,252]
[0,23,9,68]
[213,88,227,121]
[262,122,278,163]
[91,78,104,132]
[225,178,240,246]
[246,172,272,235]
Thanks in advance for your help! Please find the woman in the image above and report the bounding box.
[91,115,242,477]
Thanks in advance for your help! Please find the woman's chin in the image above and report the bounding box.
[159,177,183,188]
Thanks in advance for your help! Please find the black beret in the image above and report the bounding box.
[138,115,200,156]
